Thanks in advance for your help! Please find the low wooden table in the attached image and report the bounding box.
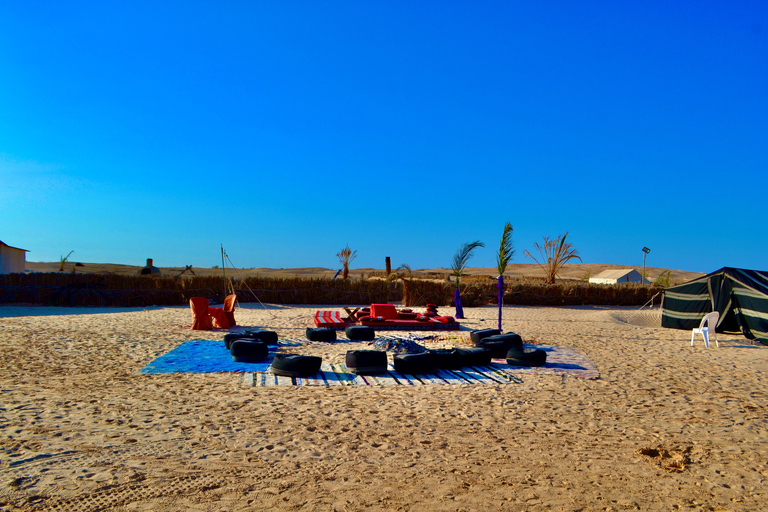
[341,307,360,322]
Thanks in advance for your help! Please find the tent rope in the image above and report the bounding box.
[221,250,277,319]
[622,291,662,324]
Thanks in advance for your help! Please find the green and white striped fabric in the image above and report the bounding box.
[661,267,768,344]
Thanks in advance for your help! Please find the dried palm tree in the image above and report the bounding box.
[524,232,581,285]
[337,244,357,279]
[387,264,413,306]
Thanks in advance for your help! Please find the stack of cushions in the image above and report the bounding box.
[419,304,454,323]
[397,308,419,320]
[421,304,439,318]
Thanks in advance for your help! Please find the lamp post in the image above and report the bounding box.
[642,247,651,284]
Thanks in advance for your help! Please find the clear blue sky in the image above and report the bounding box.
[1,1,766,273]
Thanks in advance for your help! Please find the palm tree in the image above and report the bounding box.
[524,233,581,284]
[387,264,414,306]
[59,250,74,272]
[496,223,514,330]
[337,245,357,279]
[451,240,484,318]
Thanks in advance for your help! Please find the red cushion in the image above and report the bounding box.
[371,304,399,320]
[360,316,386,324]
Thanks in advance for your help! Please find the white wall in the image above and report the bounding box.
[0,246,26,274]
[589,277,618,284]
[589,270,646,285]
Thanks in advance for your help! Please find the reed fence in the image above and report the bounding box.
[0,273,663,308]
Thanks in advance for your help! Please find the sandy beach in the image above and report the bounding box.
[1,303,767,511]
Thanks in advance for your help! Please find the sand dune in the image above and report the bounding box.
[1,303,767,510]
[24,261,705,284]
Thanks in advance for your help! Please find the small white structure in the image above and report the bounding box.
[589,268,649,285]
[0,240,29,274]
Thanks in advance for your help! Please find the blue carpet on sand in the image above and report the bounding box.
[140,340,276,374]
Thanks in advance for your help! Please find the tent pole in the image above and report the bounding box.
[221,244,227,298]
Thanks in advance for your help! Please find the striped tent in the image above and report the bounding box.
[661,267,768,344]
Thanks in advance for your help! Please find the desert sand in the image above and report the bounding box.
[1,302,767,511]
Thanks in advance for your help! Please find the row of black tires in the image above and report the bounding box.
[306,325,375,342]
[223,327,547,377]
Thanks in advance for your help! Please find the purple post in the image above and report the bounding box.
[497,275,504,331]
[454,288,464,319]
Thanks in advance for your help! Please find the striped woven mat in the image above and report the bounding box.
[243,344,598,386]
[244,362,523,387]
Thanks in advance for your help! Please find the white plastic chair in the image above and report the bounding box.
[691,311,720,348]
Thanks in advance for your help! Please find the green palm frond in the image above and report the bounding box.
[496,223,514,276]
[451,240,484,289]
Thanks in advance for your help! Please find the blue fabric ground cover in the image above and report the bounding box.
[140,340,276,374]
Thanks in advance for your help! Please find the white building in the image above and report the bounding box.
[0,240,29,274]
[589,268,649,285]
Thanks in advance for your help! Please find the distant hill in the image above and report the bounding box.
[25,261,704,285]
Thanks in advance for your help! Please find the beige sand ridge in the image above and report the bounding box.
[1,303,767,511]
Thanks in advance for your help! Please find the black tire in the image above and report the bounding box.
[470,329,501,345]
[345,325,376,341]
[393,352,438,375]
[489,333,523,349]
[248,330,279,345]
[270,354,323,377]
[506,347,547,367]
[455,347,492,367]
[224,330,278,349]
[429,349,464,369]
[345,350,388,374]
[230,340,270,363]
[223,334,253,350]
[306,327,337,342]
[476,334,521,359]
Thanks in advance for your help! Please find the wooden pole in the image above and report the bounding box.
[221,244,227,298]
[386,257,391,276]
